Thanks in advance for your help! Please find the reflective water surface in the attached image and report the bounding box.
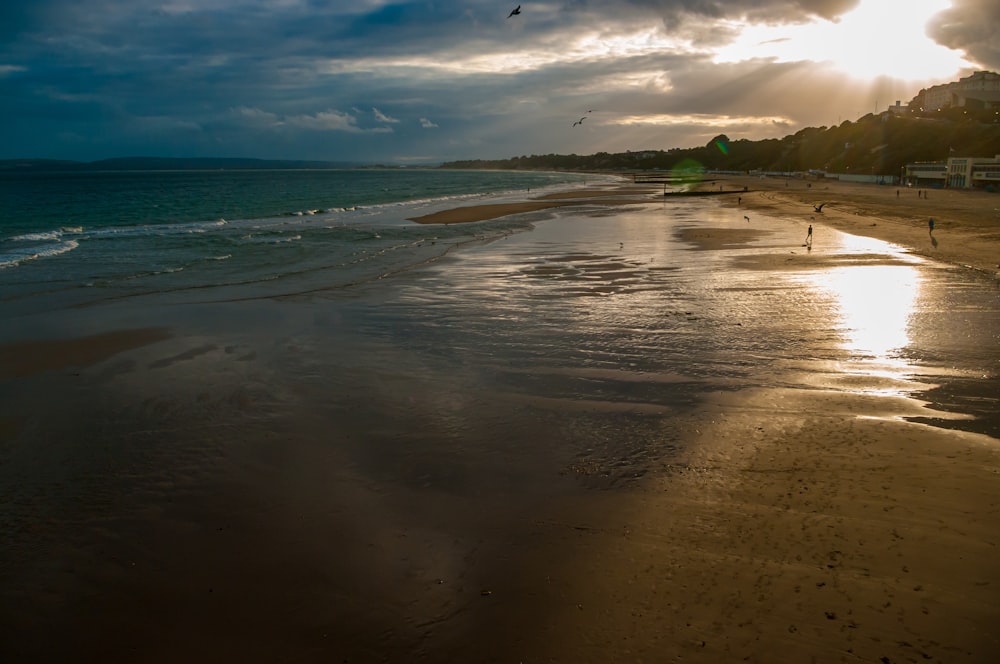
[1,198,998,662]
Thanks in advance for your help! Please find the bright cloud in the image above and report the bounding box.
[612,113,795,128]
[286,110,392,133]
[373,107,399,123]
[713,0,976,81]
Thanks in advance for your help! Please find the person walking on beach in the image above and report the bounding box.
[928,218,935,233]
[805,224,813,247]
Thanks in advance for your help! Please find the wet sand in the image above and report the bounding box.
[1,184,999,663]
[0,328,172,380]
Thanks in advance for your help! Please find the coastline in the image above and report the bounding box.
[384,178,1000,660]
[1,178,998,662]
[411,174,1000,278]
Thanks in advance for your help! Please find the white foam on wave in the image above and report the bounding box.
[9,230,63,242]
[240,232,303,245]
[0,239,80,270]
[85,217,231,240]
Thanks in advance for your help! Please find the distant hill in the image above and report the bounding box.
[441,109,1000,175]
[0,157,364,172]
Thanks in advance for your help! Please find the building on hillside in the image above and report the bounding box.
[885,100,908,115]
[903,162,946,187]
[903,155,1000,189]
[953,90,1000,110]
[917,71,1000,111]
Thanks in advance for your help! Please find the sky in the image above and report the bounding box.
[1,0,997,164]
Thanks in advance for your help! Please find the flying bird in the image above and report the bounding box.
[813,203,827,212]
[507,5,520,18]
[573,117,586,126]
[744,215,750,222]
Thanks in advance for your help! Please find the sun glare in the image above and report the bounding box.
[713,0,974,81]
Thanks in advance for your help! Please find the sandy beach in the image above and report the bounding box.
[706,174,1000,277]
[415,174,1000,277]
[2,178,999,663]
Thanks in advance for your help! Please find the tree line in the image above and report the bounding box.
[441,108,1000,175]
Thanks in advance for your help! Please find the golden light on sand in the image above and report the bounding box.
[712,0,973,81]
[820,264,920,359]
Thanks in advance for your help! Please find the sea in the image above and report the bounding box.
[0,168,612,315]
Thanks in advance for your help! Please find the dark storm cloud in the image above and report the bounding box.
[0,1,989,162]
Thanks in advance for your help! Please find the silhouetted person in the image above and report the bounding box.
[928,218,935,232]
[806,224,813,246]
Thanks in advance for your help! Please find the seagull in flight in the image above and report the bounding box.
[813,202,827,212]
[572,117,586,127]
[507,5,520,18]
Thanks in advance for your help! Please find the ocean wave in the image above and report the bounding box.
[84,218,229,239]
[0,239,80,270]
[239,232,304,245]
[9,230,63,242]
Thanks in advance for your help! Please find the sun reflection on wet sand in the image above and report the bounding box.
[818,264,920,359]
[796,228,927,399]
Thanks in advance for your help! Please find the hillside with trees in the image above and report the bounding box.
[441,108,1000,176]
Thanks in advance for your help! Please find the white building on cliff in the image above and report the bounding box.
[917,71,1000,111]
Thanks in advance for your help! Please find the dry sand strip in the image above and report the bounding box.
[407,187,655,224]
[706,174,1000,277]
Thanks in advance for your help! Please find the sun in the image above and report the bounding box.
[712,0,974,81]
